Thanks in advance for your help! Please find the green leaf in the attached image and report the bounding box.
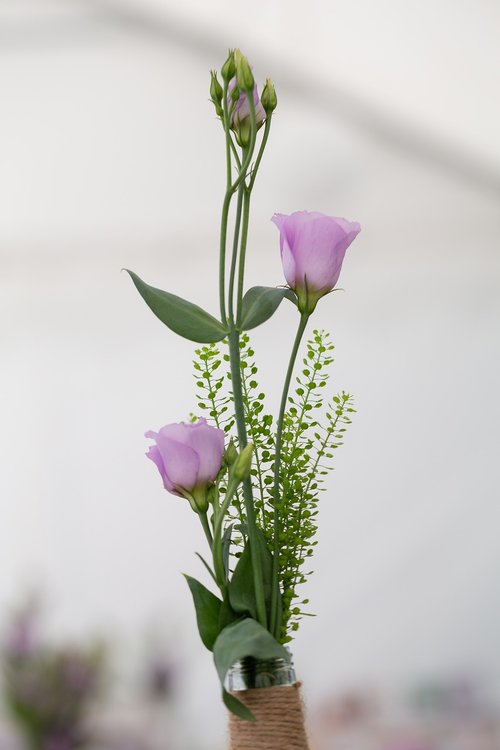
[213,618,289,692]
[223,688,256,722]
[218,595,241,633]
[126,270,228,343]
[184,575,223,651]
[228,528,275,620]
[240,286,296,331]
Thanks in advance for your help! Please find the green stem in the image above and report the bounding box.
[219,89,257,325]
[248,115,272,192]
[235,188,251,326]
[223,80,232,189]
[228,184,244,323]
[235,116,272,325]
[229,135,242,171]
[199,510,213,548]
[228,328,267,628]
[230,94,257,193]
[219,191,231,325]
[217,86,268,623]
[212,475,239,586]
[269,312,310,639]
[218,82,232,324]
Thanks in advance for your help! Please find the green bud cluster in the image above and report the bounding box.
[209,49,278,138]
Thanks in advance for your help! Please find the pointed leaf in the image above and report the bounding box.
[218,595,241,632]
[228,528,275,619]
[213,618,289,689]
[126,270,228,343]
[184,575,223,651]
[223,688,256,722]
[240,286,296,331]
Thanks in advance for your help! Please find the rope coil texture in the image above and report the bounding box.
[229,683,310,750]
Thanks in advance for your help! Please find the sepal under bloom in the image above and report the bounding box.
[271,211,361,313]
[145,418,225,513]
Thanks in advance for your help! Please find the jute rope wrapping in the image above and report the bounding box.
[228,683,310,750]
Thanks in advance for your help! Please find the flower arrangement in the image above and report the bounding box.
[127,49,360,730]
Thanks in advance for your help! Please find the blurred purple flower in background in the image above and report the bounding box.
[1,604,103,750]
[145,418,225,513]
[144,659,176,702]
[272,211,361,313]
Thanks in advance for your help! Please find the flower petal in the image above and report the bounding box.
[145,445,175,493]
[155,434,200,494]
[187,420,225,485]
[292,216,350,293]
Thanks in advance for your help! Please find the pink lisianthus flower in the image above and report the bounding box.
[145,418,225,513]
[272,211,361,313]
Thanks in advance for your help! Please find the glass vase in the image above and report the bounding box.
[226,652,310,750]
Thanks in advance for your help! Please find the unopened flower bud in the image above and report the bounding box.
[233,443,254,482]
[234,49,254,92]
[261,78,277,115]
[221,50,236,82]
[210,71,223,117]
[224,439,238,466]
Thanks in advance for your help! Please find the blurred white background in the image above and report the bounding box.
[1,1,499,748]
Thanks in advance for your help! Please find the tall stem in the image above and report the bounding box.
[235,116,271,326]
[230,95,258,193]
[228,184,244,323]
[219,89,257,325]
[269,312,310,639]
[248,115,272,192]
[219,191,231,324]
[219,87,266,627]
[219,80,232,325]
[212,475,239,587]
[199,510,213,548]
[235,188,251,326]
[228,328,267,628]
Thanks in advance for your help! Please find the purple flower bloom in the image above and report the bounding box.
[228,78,266,146]
[145,418,225,513]
[271,211,361,313]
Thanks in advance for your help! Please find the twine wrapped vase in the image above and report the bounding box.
[227,654,310,750]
